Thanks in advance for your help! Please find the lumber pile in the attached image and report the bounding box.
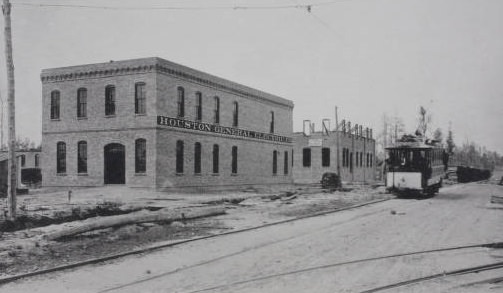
[45,206,225,241]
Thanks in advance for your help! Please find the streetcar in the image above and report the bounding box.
[385,136,448,196]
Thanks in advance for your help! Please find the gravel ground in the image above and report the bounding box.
[0,184,389,278]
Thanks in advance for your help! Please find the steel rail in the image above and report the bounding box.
[0,197,390,286]
[360,261,503,293]
[170,242,503,293]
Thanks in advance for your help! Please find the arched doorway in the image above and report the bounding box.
[104,143,125,184]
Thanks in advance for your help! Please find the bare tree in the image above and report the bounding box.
[433,128,443,143]
[416,106,431,137]
[446,122,455,155]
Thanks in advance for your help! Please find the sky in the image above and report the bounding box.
[0,0,502,153]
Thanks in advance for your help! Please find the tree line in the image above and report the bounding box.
[377,106,502,171]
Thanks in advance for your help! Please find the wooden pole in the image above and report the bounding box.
[3,0,16,220]
[0,93,4,148]
[335,106,340,177]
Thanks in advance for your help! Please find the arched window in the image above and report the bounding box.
[56,142,66,174]
[194,142,201,174]
[105,85,116,116]
[270,111,275,133]
[214,96,220,124]
[135,139,146,173]
[231,146,238,174]
[272,150,278,175]
[232,101,239,127]
[176,140,184,173]
[34,154,40,168]
[50,90,60,119]
[78,141,87,173]
[195,92,202,121]
[177,87,185,118]
[284,151,289,175]
[135,82,146,114]
[77,88,87,118]
[212,144,219,173]
[322,148,330,167]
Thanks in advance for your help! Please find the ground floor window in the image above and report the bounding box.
[135,139,147,173]
[284,151,288,175]
[78,141,87,173]
[231,146,238,174]
[194,142,201,174]
[213,144,219,173]
[303,148,311,167]
[57,142,66,173]
[176,140,184,173]
[273,150,278,175]
[322,147,330,167]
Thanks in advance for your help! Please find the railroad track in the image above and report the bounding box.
[0,197,390,286]
[157,241,502,293]
[361,261,503,293]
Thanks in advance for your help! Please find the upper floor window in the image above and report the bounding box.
[322,148,330,167]
[78,141,87,173]
[232,102,239,127]
[135,82,146,115]
[214,96,220,124]
[34,154,40,168]
[270,111,275,133]
[20,155,26,167]
[177,87,185,118]
[303,148,311,167]
[77,88,87,118]
[105,85,116,116]
[56,142,66,174]
[50,90,60,120]
[135,139,147,173]
[195,92,202,121]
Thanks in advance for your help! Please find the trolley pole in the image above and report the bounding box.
[3,0,17,220]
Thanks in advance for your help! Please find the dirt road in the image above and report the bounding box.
[1,182,502,293]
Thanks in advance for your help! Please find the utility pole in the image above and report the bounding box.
[335,106,340,177]
[0,92,4,149]
[3,0,16,220]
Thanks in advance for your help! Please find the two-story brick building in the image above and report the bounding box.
[41,57,294,191]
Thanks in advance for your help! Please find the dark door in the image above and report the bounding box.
[104,143,125,184]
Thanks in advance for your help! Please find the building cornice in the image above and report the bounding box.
[41,58,294,109]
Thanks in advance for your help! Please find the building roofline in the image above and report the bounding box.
[41,57,294,108]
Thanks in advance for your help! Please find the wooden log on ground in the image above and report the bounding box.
[491,196,503,205]
[45,206,225,241]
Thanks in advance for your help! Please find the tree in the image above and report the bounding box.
[416,106,431,137]
[433,128,443,143]
[446,123,455,155]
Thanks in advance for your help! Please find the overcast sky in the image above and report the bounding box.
[0,0,502,153]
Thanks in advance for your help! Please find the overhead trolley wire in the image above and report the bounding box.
[12,0,349,11]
